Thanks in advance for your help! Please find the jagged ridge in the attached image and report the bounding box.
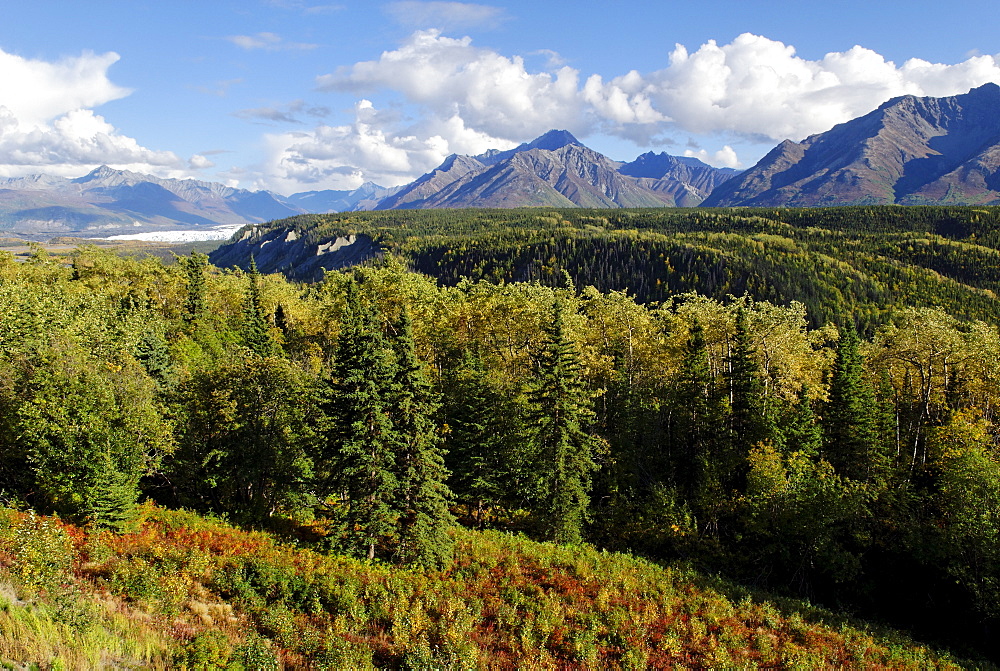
[704,83,1000,206]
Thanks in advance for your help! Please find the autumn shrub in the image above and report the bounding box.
[6,512,75,592]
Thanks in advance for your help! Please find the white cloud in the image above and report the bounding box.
[225,32,317,52]
[0,48,129,127]
[319,30,585,141]
[642,34,1000,141]
[0,47,194,179]
[300,31,1000,189]
[256,99,516,193]
[189,154,215,170]
[683,145,740,169]
[385,2,508,31]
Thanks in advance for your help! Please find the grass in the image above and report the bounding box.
[0,504,971,669]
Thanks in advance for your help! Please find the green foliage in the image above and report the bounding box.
[823,326,888,482]
[171,355,318,525]
[391,308,455,568]
[0,506,962,670]
[528,300,601,545]
[241,257,277,357]
[14,350,171,527]
[180,251,209,327]
[322,278,401,559]
[3,210,1000,659]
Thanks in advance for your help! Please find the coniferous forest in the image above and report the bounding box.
[2,207,1000,667]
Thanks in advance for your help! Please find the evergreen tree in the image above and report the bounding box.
[443,348,509,527]
[669,320,723,504]
[781,388,823,457]
[134,328,173,390]
[242,257,276,357]
[823,325,885,481]
[391,308,455,568]
[324,278,399,560]
[180,252,208,327]
[530,300,600,545]
[725,307,771,488]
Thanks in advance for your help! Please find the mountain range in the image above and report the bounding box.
[0,167,402,238]
[376,130,738,209]
[0,132,736,238]
[704,83,1000,207]
[3,83,1000,238]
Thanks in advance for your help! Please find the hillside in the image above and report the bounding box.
[704,83,1000,206]
[209,205,1000,330]
[3,241,1000,662]
[0,506,966,669]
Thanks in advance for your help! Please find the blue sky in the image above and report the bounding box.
[1,1,998,194]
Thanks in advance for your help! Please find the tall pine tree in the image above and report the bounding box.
[669,320,723,504]
[242,257,276,357]
[725,307,772,489]
[530,300,600,545]
[823,325,886,481]
[324,278,399,560]
[442,348,506,527]
[391,308,455,568]
[180,251,208,328]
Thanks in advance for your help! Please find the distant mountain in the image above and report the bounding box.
[377,130,737,209]
[704,83,1000,207]
[281,182,403,213]
[0,167,408,238]
[0,166,305,236]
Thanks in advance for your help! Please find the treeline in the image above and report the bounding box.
[1,246,999,657]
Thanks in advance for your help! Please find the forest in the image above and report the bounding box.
[236,205,1000,331]
[1,204,1000,666]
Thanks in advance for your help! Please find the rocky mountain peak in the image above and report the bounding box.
[524,129,581,152]
[704,84,1000,207]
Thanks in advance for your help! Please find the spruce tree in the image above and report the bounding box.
[823,325,885,481]
[530,300,600,545]
[443,348,506,527]
[391,308,455,568]
[180,252,208,327]
[325,278,399,560]
[782,388,823,457]
[725,307,772,489]
[671,320,722,503]
[241,257,276,357]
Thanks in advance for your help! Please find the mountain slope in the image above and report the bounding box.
[704,83,1000,206]
[378,130,735,210]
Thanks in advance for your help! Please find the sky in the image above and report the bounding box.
[1,1,999,195]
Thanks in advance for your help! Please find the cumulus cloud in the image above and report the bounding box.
[683,145,740,169]
[300,31,1000,186]
[189,154,215,170]
[319,30,585,140]
[0,47,193,178]
[385,2,508,31]
[642,35,1000,141]
[256,99,516,193]
[0,48,130,127]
